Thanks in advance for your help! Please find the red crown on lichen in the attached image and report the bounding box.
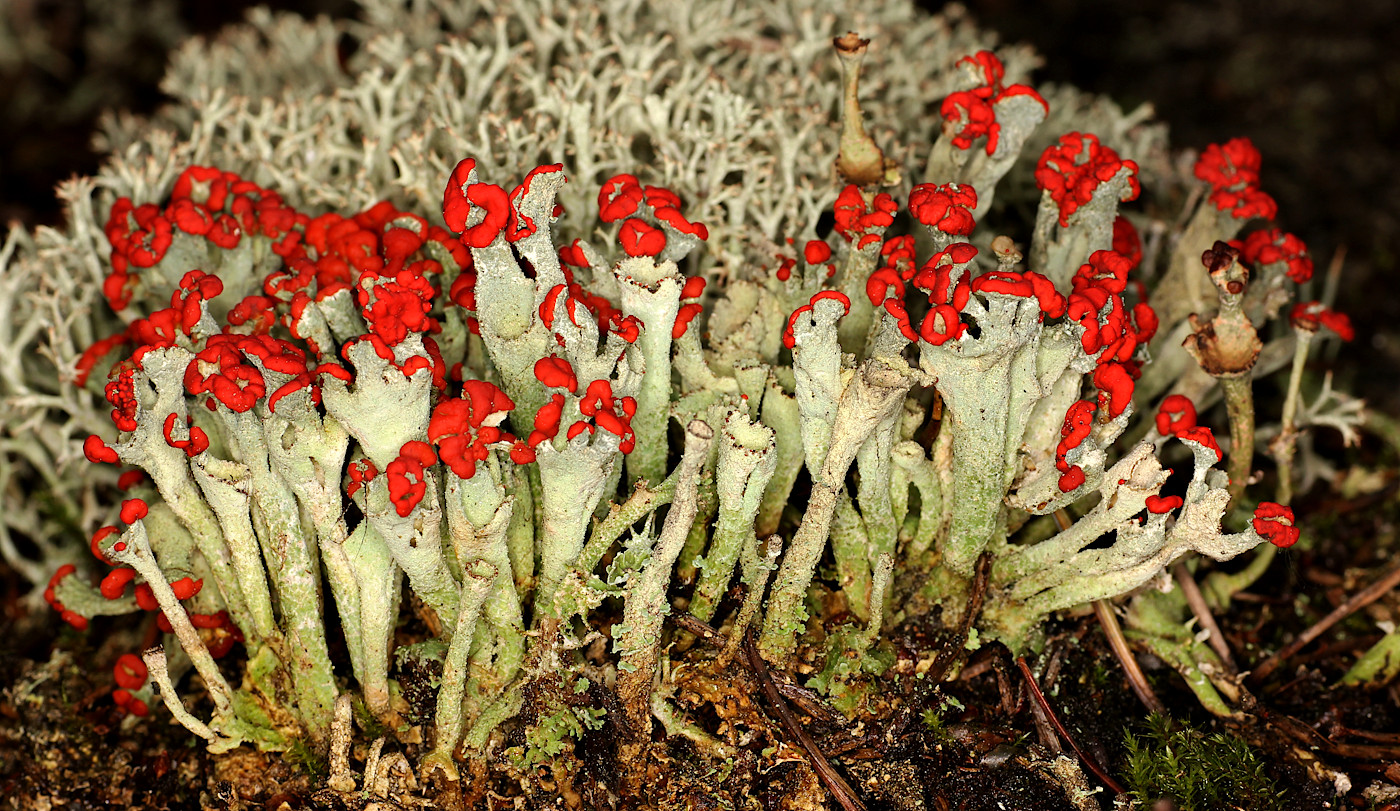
[1194,138,1278,221]
[939,51,1048,155]
[1035,133,1140,227]
[1253,502,1299,548]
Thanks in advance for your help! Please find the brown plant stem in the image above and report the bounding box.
[1016,657,1125,795]
[744,630,867,811]
[1173,562,1236,672]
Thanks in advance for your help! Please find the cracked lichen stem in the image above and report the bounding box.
[422,559,496,782]
[142,646,226,745]
[617,419,713,735]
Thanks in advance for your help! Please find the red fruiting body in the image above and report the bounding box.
[346,458,378,498]
[1145,494,1183,514]
[386,441,437,517]
[610,314,642,343]
[534,356,578,392]
[598,174,644,223]
[908,183,977,234]
[361,269,436,346]
[1155,394,1198,436]
[44,564,89,630]
[1289,301,1355,342]
[673,302,703,339]
[571,380,638,453]
[803,240,832,265]
[1112,216,1142,270]
[443,158,511,247]
[970,269,1066,318]
[919,304,966,347]
[1057,467,1085,492]
[100,567,137,600]
[1093,362,1134,419]
[91,526,119,562]
[783,291,853,349]
[1035,133,1140,226]
[120,498,148,525]
[428,380,516,480]
[1054,400,1098,492]
[865,267,905,308]
[509,441,537,464]
[1177,426,1223,463]
[530,393,566,448]
[775,255,797,282]
[105,369,140,432]
[506,164,565,242]
[558,240,590,268]
[831,186,897,244]
[1239,228,1312,283]
[170,577,203,600]
[654,205,708,240]
[939,51,1047,155]
[84,435,120,464]
[114,653,148,690]
[680,276,706,300]
[911,243,977,311]
[1252,502,1299,548]
[1194,137,1262,189]
[1194,138,1278,220]
[882,300,918,341]
[619,218,666,257]
[184,336,267,413]
[134,583,157,611]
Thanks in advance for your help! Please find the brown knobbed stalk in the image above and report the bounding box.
[832,33,895,188]
[1183,241,1262,505]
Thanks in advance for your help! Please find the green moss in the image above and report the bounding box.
[1123,714,1283,811]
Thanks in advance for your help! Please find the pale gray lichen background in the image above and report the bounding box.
[0,0,1162,589]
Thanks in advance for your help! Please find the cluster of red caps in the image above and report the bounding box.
[43,495,241,717]
[1194,137,1278,221]
[940,51,1048,155]
[1034,132,1141,226]
[103,167,304,311]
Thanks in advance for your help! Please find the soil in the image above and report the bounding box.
[3,2,1399,809]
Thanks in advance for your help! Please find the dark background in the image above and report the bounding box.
[3,0,1397,409]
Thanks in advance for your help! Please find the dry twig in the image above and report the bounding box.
[1250,562,1400,686]
[1016,657,1125,795]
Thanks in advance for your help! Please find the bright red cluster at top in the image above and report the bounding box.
[104,167,304,311]
[595,172,708,258]
[1034,133,1141,227]
[1289,301,1355,342]
[833,186,897,249]
[908,183,977,235]
[1194,138,1278,221]
[1235,228,1312,284]
[939,51,1048,155]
